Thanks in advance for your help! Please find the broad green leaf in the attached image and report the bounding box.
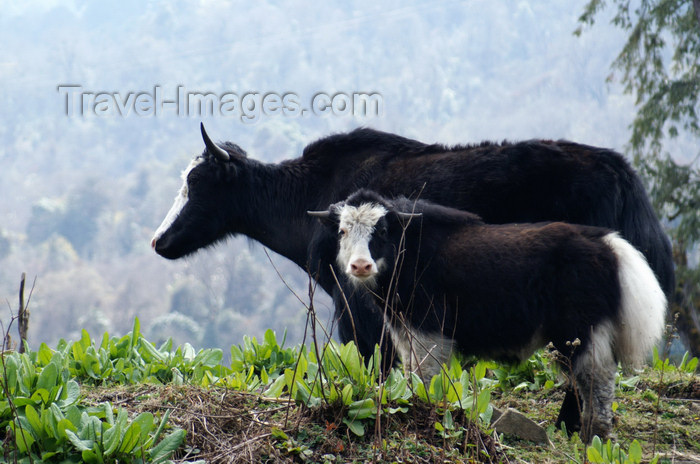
[264,329,277,347]
[24,403,43,436]
[294,379,312,404]
[12,420,36,454]
[445,381,462,404]
[72,342,86,365]
[57,418,78,438]
[41,450,60,460]
[194,348,223,368]
[476,389,491,414]
[81,449,102,463]
[342,417,366,436]
[131,318,141,351]
[340,343,362,380]
[3,355,19,392]
[80,329,93,350]
[429,375,444,401]
[263,374,286,397]
[38,343,54,366]
[513,381,530,392]
[628,440,642,464]
[100,331,110,351]
[84,351,102,379]
[182,343,196,361]
[12,397,37,408]
[347,398,375,420]
[132,412,155,446]
[139,338,166,363]
[57,380,81,408]
[230,345,244,371]
[65,405,82,427]
[145,409,171,449]
[103,421,121,457]
[472,362,487,382]
[443,409,454,429]
[117,421,141,454]
[270,427,288,440]
[31,388,50,404]
[413,378,428,402]
[49,403,67,437]
[37,360,58,391]
[66,429,94,451]
[586,446,604,463]
[341,383,354,405]
[149,429,186,463]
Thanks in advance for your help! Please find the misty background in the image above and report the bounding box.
[0,0,689,350]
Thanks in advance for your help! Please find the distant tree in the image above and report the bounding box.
[26,199,64,245]
[147,313,204,348]
[576,0,700,355]
[169,276,212,319]
[59,180,107,258]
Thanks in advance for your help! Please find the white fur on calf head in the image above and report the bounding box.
[336,202,387,286]
[151,157,204,247]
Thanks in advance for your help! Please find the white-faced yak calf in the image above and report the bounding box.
[310,189,667,442]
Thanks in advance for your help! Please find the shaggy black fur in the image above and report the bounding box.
[320,189,658,439]
[154,128,674,426]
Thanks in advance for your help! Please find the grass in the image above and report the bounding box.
[491,371,700,463]
[1,320,698,463]
[73,365,699,463]
[79,383,501,463]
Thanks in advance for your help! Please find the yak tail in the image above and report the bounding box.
[604,233,667,367]
[617,168,675,298]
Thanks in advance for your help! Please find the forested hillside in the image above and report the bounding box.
[0,0,696,351]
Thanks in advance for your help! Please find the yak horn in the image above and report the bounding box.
[307,210,331,218]
[396,212,422,220]
[200,123,230,162]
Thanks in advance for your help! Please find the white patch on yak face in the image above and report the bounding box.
[336,202,387,287]
[151,157,204,247]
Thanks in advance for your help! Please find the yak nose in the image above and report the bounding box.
[350,258,374,277]
[151,237,157,250]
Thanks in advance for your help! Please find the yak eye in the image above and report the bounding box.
[339,228,348,237]
[377,226,387,238]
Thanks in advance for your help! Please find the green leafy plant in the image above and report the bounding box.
[0,350,186,462]
[0,319,226,462]
[652,346,699,375]
[490,350,559,392]
[3,317,676,462]
[585,437,655,464]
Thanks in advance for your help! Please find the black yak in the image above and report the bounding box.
[152,125,673,427]
[312,189,666,442]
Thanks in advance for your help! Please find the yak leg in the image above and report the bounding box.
[335,287,397,374]
[574,323,617,443]
[386,318,455,384]
[555,384,583,435]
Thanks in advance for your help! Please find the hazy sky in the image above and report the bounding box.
[4,0,687,347]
